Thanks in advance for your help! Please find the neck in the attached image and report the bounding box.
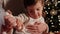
[29,16,42,20]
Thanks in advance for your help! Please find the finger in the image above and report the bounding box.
[27,29,37,32]
[8,17,16,23]
[26,24,36,28]
[4,15,10,19]
[4,16,16,26]
[16,18,24,27]
[6,10,12,14]
[26,25,34,29]
[4,17,10,25]
[26,26,37,30]
[16,19,23,26]
[16,18,23,24]
[16,18,21,24]
[34,22,41,25]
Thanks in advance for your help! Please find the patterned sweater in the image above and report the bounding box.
[14,13,49,34]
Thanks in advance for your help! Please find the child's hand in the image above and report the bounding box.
[15,18,23,32]
[5,10,17,27]
[4,15,16,27]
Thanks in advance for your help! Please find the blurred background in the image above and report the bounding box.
[44,0,60,33]
[0,0,60,34]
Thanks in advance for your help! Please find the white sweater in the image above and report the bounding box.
[14,14,48,34]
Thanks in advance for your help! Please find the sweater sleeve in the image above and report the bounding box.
[18,14,29,24]
[14,14,29,34]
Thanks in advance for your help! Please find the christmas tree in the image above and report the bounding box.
[44,0,60,33]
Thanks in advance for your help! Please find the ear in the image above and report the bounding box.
[6,10,12,14]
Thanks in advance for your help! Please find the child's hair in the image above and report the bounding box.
[23,0,44,16]
[24,0,44,8]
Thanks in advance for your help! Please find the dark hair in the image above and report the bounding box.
[2,0,24,16]
[24,0,44,8]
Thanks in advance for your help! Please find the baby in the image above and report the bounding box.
[14,0,49,34]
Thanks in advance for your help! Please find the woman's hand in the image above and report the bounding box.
[26,23,39,34]
[26,22,48,34]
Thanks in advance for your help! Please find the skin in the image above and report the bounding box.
[26,1,43,19]
[2,10,23,33]
[26,1,48,34]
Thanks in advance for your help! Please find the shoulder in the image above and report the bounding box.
[39,16,45,23]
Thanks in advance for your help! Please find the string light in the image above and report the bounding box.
[55,2,58,6]
[58,15,60,19]
[48,7,50,9]
[59,23,60,25]
[58,1,60,3]
[51,16,53,19]
[46,12,48,14]
[44,7,46,9]
[51,25,55,27]
[54,31,59,33]
[45,11,47,12]
[48,4,50,6]
[59,20,60,22]
[56,31,59,33]
[58,15,60,18]
[45,11,48,14]
[44,0,59,32]
[50,20,52,22]
[50,9,57,15]
[51,22,54,24]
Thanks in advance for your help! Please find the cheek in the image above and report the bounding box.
[38,8,43,15]
[38,11,42,16]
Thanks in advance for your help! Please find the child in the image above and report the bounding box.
[14,0,49,34]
